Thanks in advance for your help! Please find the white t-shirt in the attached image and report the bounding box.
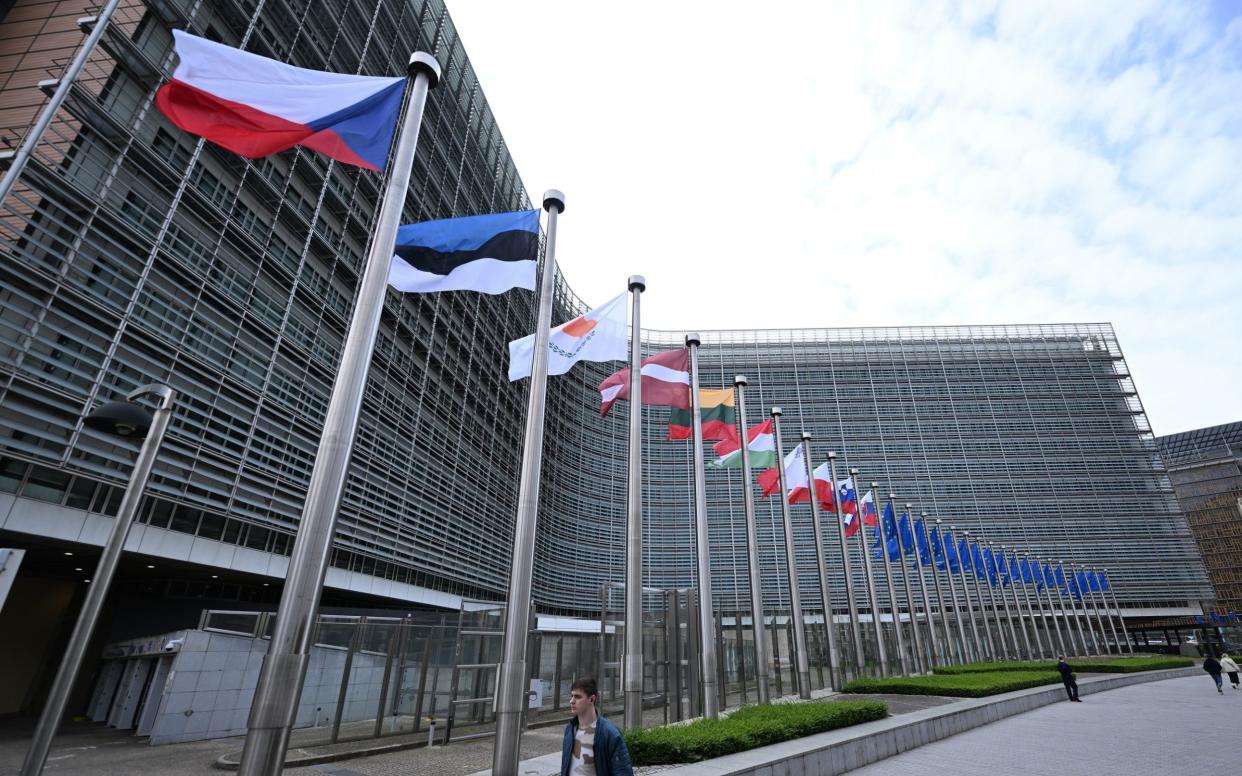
[570,720,596,776]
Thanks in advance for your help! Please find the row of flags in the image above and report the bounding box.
[154,31,1128,612]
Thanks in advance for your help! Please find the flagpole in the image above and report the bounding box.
[980,541,1012,659]
[732,377,771,702]
[489,191,566,774]
[1038,558,1069,657]
[1079,564,1109,654]
[801,434,841,689]
[1060,562,1090,655]
[852,470,888,675]
[828,455,866,675]
[1018,552,1047,659]
[622,275,646,729]
[1002,547,1033,659]
[910,507,943,667]
[963,531,994,660]
[950,526,984,663]
[684,335,720,717]
[874,488,910,675]
[0,0,126,206]
[1074,564,1102,655]
[929,516,963,660]
[1091,568,1120,654]
[936,520,970,664]
[991,543,1023,659]
[1103,569,1134,653]
[237,53,440,776]
[887,495,922,673]
[771,409,811,698]
[1086,567,1117,654]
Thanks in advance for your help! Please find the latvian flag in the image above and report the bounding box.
[388,210,540,294]
[156,31,405,171]
[598,349,692,417]
[667,388,740,444]
[710,419,776,469]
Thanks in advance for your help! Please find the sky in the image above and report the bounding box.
[445,0,1242,437]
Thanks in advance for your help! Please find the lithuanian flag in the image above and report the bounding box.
[667,388,740,444]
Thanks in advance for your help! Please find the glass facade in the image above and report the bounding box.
[1157,422,1242,612]
[0,1,1210,624]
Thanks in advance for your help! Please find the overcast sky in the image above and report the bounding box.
[445,1,1241,437]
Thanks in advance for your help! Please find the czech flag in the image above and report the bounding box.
[156,30,406,172]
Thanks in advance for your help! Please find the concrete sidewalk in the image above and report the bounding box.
[848,673,1242,775]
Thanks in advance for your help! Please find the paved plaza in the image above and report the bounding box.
[848,675,1242,775]
[0,676,1235,776]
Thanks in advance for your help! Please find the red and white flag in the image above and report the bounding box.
[598,349,691,417]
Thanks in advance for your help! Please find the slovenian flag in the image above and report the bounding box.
[156,30,406,172]
[388,210,540,294]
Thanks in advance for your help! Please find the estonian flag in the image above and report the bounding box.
[388,209,540,294]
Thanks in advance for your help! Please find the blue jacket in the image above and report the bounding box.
[561,713,633,776]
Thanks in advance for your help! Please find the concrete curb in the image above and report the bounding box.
[651,667,1200,776]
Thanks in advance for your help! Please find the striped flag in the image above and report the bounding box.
[598,349,690,417]
[710,418,775,469]
[667,388,739,443]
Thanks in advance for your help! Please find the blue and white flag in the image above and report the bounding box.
[389,209,540,294]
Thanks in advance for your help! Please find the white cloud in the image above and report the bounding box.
[445,0,1242,435]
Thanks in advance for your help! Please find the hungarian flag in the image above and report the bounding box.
[667,388,740,443]
[598,349,691,417]
[709,419,775,469]
[758,443,806,500]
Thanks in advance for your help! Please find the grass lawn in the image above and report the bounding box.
[623,700,888,765]
[932,656,1193,675]
[841,670,1062,697]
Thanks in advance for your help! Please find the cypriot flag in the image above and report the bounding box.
[507,291,629,381]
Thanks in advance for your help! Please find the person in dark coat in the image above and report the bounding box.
[1056,656,1081,702]
[1203,655,1224,694]
[561,677,633,776]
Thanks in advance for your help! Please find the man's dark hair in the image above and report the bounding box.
[570,677,598,700]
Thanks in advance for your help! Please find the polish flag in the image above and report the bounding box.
[811,463,836,510]
[156,31,406,171]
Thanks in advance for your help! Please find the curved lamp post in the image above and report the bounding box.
[22,384,176,776]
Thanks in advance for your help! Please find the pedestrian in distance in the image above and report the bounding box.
[1203,654,1224,694]
[1056,656,1081,702]
[1220,653,1241,690]
[561,677,634,776]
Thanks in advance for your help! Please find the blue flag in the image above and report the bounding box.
[1019,557,1034,584]
[1009,554,1022,585]
[913,518,931,566]
[996,550,1010,586]
[898,513,916,554]
[943,532,962,573]
[1100,573,1111,592]
[1194,615,1207,625]
[1087,571,1102,592]
[981,546,998,587]
[930,525,946,569]
[1042,563,1055,589]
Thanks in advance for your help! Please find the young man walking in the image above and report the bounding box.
[561,678,634,776]
[1057,656,1081,702]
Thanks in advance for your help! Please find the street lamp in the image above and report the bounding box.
[21,384,176,776]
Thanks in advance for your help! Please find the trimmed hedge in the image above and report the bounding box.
[842,670,1061,697]
[622,700,888,765]
[933,656,1193,675]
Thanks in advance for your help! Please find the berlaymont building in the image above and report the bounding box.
[0,0,1211,742]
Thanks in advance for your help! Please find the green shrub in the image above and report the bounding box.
[622,700,888,765]
[842,670,1061,697]
[933,656,1193,675]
